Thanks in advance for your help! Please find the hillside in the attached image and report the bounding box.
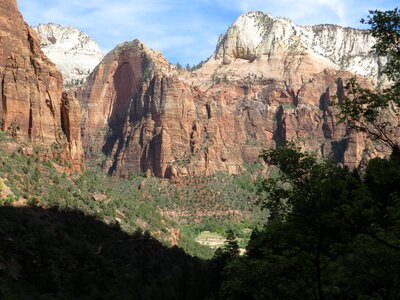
[0,205,214,299]
[0,139,264,255]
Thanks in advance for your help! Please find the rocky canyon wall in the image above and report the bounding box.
[2,3,389,178]
[78,12,388,178]
[0,0,83,169]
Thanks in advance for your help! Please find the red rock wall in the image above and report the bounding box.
[79,41,386,178]
[0,0,83,169]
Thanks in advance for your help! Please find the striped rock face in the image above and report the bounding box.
[77,13,390,178]
[0,0,83,170]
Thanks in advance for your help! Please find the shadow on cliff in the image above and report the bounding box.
[101,53,158,176]
[102,59,136,174]
[0,206,215,299]
[273,105,286,146]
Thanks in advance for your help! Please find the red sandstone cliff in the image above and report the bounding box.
[78,37,386,178]
[0,0,83,169]
[1,2,389,178]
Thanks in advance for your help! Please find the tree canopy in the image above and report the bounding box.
[339,8,400,152]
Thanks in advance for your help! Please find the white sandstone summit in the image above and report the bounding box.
[33,13,386,88]
[209,11,385,81]
[33,23,104,86]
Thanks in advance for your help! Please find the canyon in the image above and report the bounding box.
[1,3,399,298]
[0,2,393,178]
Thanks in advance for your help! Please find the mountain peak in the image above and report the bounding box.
[108,39,171,71]
[235,11,288,24]
[211,11,383,80]
[33,23,104,86]
[214,11,299,64]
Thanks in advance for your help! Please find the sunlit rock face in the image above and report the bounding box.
[78,12,391,178]
[0,0,83,170]
[33,23,104,86]
[212,11,384,79]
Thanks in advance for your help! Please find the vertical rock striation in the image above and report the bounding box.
[78,12,392,178]
[211,12,384,80]
[0,0,83,169]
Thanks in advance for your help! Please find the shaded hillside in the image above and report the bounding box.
[0,206,215,299]
[0,140,263,259]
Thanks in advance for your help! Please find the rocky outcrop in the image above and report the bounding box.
[0,0,83,170]
[80,40,272,177]
[33,23,104,86]
[61,91,83,165]
[78,50,375,178]
[77,40,177,177]
[1,4,387,177]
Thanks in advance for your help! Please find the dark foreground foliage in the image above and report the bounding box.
[339,7,400,152]
[0,206,217,300]
[219,146,400,299]
[2,146,400,300]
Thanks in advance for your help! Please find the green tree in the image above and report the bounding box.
[221,143,400,299]
[339,8,400,152]
[210,230,241,299]
[224,229,240,258]
[363,8,400,84]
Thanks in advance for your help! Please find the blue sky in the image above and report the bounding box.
[16,0,398,65]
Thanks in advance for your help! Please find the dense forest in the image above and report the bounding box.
[1,7,399,300]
